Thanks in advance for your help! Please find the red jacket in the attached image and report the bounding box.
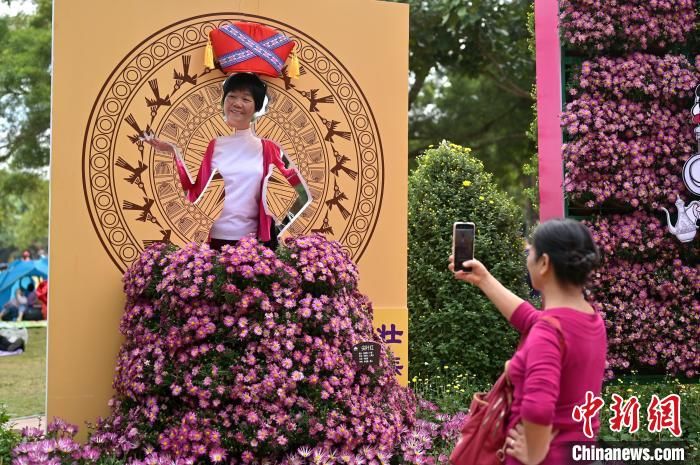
[173,138,301,242]
[36,281,48,320]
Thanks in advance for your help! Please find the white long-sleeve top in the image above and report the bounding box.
[209,129,264,240]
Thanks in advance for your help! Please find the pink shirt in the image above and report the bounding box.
[506,301,607,465]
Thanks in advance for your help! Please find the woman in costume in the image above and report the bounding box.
[146,72,306,250]
[449,219,606,465]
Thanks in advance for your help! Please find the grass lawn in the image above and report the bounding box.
[0,328,46,418]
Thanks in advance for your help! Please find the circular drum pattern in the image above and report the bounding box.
[83,14,384,272]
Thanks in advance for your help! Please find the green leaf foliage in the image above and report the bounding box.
[0,404,20,465]
[408,141,527,379]
[0,0,52,169]
[598,377,700,452]
[403,0,536,216]
[409,71,535,208]
[405,0,533,105]
[0,169,49,260]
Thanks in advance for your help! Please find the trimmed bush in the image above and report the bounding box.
[408,141,528,380]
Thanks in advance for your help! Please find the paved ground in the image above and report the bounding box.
[8,415,44,431]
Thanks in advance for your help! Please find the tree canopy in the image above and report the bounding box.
[406,0,535,206]
[408,0,533,107]
[0,0,51,170]
[0,0,51,258]
[0,169,48,260]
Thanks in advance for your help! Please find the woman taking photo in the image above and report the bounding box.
[449,218,607,465]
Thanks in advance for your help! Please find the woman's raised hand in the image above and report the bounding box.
[449,255,525,322]
[143,136,174,153]
[448,256,490,287]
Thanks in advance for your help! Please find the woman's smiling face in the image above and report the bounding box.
[223,89,256,129]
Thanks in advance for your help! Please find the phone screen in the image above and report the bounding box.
[453,222,475,272]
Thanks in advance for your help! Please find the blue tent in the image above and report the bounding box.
[0,257,48,307]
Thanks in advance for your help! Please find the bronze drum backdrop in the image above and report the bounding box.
[83,14,384,271]
[50,0,407,430]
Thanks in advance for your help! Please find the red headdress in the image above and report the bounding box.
[206,21,299,78]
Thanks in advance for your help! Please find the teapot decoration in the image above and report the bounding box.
[683,84,700,196]
[661,197,700,243]
[663,84,700,243]
[692,84,700,126]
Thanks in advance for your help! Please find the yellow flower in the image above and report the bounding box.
[444,365,449,369]
[412,377,418,383]
[479,195,485,201]
[462,180,472,187]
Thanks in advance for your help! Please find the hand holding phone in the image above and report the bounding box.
[452,222,475,272]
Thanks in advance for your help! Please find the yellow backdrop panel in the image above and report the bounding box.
[372,308,408,385]
[49,0,408,426]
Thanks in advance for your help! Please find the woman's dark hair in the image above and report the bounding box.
[531,218,600,286]
[221,73,267,111]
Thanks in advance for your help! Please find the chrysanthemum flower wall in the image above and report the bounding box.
[93,236,417,463]
[560,0,696,52]
[585,213,699,378]
[562,54,700,208]
[562,5,699,379]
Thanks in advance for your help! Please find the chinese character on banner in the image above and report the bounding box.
[647,394,682,437]
[373,308,408,386]
[609,394,641,434]
[572,391,605,439]
[392,355,404,376]
[376,323,403,344]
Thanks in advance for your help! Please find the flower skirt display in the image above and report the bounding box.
[95,235,415,463]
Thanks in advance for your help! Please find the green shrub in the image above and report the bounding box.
[408,141,528,380]
[599,376,700,461]
[409,370,489,414]
[0,404,20,465]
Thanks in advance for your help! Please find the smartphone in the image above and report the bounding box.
[452,222,475,272]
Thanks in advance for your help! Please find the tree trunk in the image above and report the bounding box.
[408,67,431,110]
